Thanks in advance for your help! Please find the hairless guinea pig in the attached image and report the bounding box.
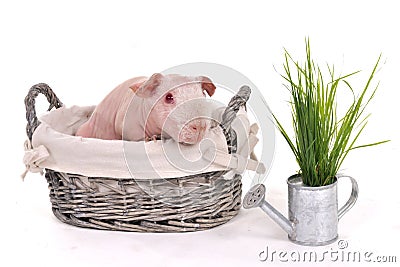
[75,73,217,144]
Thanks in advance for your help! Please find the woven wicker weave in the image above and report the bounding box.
[25,83,251,232]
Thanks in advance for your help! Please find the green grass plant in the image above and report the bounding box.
[273,39,389,186]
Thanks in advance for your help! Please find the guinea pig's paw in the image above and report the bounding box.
[145,135,160,143]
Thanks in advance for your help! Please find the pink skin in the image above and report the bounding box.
[75,73,216,144]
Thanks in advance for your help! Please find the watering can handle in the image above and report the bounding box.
[337,174,359,220]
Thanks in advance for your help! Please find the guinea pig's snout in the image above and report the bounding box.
[179,119,209,144]
[189,120,206,131]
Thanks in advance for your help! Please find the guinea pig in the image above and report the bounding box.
[75,73,216,144]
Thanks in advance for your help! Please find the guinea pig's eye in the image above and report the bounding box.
[165,93,174,104]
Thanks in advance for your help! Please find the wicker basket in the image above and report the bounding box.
[24,83,251,232]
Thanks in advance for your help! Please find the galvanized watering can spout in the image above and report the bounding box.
[243,184,295,237]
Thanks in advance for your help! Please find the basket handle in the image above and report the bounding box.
[220,85,251,153]
[25,83,63,142]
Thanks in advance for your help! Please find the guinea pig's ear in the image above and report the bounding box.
[200,76,216,96]
[130,73,163,98]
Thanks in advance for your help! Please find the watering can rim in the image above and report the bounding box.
[287,174,338,190]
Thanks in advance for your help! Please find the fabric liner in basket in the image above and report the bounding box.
[23,83,265,232]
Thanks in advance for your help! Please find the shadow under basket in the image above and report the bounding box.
[25,83,251,232]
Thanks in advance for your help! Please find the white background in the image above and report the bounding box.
[1,0,399,266]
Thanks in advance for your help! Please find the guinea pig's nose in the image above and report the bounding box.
[190,120,207,131]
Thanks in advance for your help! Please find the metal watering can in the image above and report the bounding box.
[243,174,358,246]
